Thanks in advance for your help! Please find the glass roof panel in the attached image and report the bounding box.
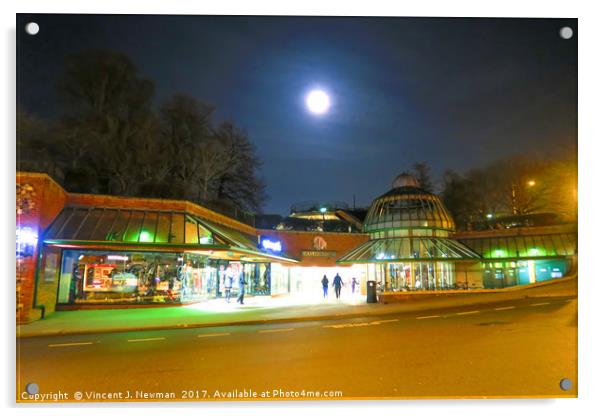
[89,209,118,241]
[337,237,480,263]
[458,234,576,259]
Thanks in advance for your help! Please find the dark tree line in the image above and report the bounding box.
[441,154,577,230]
[402,155,577,231]
[17,49,267,214]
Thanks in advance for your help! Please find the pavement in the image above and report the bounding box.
[16,275,577,338]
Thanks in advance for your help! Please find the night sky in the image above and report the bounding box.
[17,14,577,215]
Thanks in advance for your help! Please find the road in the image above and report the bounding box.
[16,295,577,401]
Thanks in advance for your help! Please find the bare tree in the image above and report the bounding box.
[57,49,156,194]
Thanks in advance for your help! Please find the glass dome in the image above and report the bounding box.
[363,173,455,234]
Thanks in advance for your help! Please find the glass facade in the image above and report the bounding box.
[482,259,570,289]
[56,249,274,304]
[385,261,455,291]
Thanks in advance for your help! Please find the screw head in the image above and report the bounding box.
[25,22,40,36]
[559,378,573,391]
[25,383,39,394]
[559,26,573,40]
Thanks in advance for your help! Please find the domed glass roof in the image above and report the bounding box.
[363,173,455,234]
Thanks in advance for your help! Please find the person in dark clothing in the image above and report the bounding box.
[351,277,358,294]
[237,273,246,304]
[333,273,343,299]
[321,275,329,298]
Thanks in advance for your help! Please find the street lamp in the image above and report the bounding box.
[527,180,536,187]
[320,206,327,223]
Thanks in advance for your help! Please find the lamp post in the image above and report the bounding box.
[511,183,518,215]
[511,180,536,215]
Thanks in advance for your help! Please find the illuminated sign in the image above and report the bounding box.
[16,226,38,258]
[107,255,129,261]
[260,237,282,252]
[301,250,337,258]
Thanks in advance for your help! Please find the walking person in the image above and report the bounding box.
[237,272,246,305]
[351,277,358,294]
[224,266,234,303]
[333,273,343,299]
[321,275,329,299]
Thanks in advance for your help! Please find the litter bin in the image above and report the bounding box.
[366,280,377,303]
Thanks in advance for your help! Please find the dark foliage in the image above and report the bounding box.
[17,49,267,215]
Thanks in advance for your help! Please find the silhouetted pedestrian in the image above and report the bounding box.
[351,277,358,294]
[321,275,329,298]
[333,273,343,299]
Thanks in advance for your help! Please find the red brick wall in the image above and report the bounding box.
[16,173,68,323]
[260,230,369,266]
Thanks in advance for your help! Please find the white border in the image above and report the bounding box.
[3,1,601,416]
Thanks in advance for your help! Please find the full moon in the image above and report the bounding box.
[305,90,331,114]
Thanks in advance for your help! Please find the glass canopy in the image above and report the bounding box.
[337,237,480,263]
[45,207,224,245]
[457,233,577,259]
[42,206,297,263]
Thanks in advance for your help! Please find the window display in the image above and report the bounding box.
[57,249,273,305]
[385,261,455,291]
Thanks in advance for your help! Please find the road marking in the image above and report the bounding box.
[197,333,231,338]
[127,337,166,343]
[48,342,94,348]
[416,315,440,320]
[530,302,550,307]
[494,306,516,311]
[456,310,480,315]
[323,319,399,329]
[258,328,294,333]
[373,319,399,324]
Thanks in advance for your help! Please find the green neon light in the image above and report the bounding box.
[139,231,152,242]
[493,249,506,258]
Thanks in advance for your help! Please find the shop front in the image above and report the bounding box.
[457,230,576,289]
[42,206,296,308]
[480,259,570,289]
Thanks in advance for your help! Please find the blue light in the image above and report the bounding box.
[16,226,38,258]
[261,238,282,252]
